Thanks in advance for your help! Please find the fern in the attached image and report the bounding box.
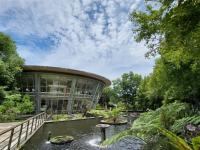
[158,127,200,150]
[192,136,200,150]
[102,130,133,146]
[171,116,200,133]
[157,127,192,150]
[101,102,195,147]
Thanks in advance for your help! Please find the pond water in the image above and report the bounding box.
[22,118,128,150]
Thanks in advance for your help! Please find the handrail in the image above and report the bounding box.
[0,112,47,150]
[0,112,46,135]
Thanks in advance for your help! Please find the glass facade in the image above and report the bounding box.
[20,72,105,114]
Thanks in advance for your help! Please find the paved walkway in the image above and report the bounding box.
[0,122,21,133]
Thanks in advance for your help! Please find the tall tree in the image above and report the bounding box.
[113,72,142,107]
[131,0,200,106]
[0,32,24,90]
[99,87,119,108]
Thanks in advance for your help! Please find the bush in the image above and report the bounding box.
[0,94,34,121]
[0,86,6,104]
[88,109,109,118]
[18,95,34,114]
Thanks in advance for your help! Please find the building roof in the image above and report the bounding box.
[23,65,111,86]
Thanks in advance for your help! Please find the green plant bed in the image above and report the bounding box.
[52,113,87,121]
[100,118,127,125]
[50,135,74,145]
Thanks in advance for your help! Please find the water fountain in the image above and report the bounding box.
[96,124,110,142]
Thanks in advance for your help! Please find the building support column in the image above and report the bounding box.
[91,82,100,109]
[67,79,76,114]
[34,73,41,114]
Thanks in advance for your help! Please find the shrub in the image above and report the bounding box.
[0,94,34,121]
[102,102,190,146]
[18,95,34,114]
[88,109,109,118]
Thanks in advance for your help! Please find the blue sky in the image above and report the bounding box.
[0,0,155,80]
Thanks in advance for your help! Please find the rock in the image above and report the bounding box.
[50,135,74,145]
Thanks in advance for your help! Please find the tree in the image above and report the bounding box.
[99,87,119,108]
[0,33,34,121]
[0,32,24,90]
[135,76,151,110]
[131,0,200,106]
[113,72,142,108]
[131,0,200,57]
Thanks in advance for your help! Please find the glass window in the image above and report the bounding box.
[21,74,35,92]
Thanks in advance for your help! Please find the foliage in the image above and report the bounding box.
[103,1,200,148]
[158,127,200,150]
[112,72,142,107]
[52,114,85,121]
[158,127,193,150]
[52,113,87,121]
[73,113,86,120]
[88,109,109,118]
[130,0,200,107]
[0,33,29,121]
[52,114,69,121]
[131,0,200,56]
[0,32,24,90]
[135,76,151,110]
[0,86,6,104]
[102,130,133,146]
[170,116,200,134]
[18,94,34,114]
[130,102,189,140]
[192,136,200,150]
[95,104,104,110]
[0,94,34,121]
[107,104,124,123]
[102,102,190,146]
[98,87,119,108]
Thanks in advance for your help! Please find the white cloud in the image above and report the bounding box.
[0,0,155,80]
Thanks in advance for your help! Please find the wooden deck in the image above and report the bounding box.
[0,112,47,150]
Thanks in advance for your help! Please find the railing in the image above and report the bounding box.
[0,112,47,150]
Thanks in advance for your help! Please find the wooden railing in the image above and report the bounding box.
[0,112,47,150]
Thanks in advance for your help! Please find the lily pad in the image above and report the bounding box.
[50,135,74,145]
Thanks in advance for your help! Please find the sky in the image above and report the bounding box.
[0,0,155,80]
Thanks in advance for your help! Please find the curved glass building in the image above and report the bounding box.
[19,66,111,114]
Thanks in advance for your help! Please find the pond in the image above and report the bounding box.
[21,118,128,150]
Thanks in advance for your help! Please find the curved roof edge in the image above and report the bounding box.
[23,65,111,86]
